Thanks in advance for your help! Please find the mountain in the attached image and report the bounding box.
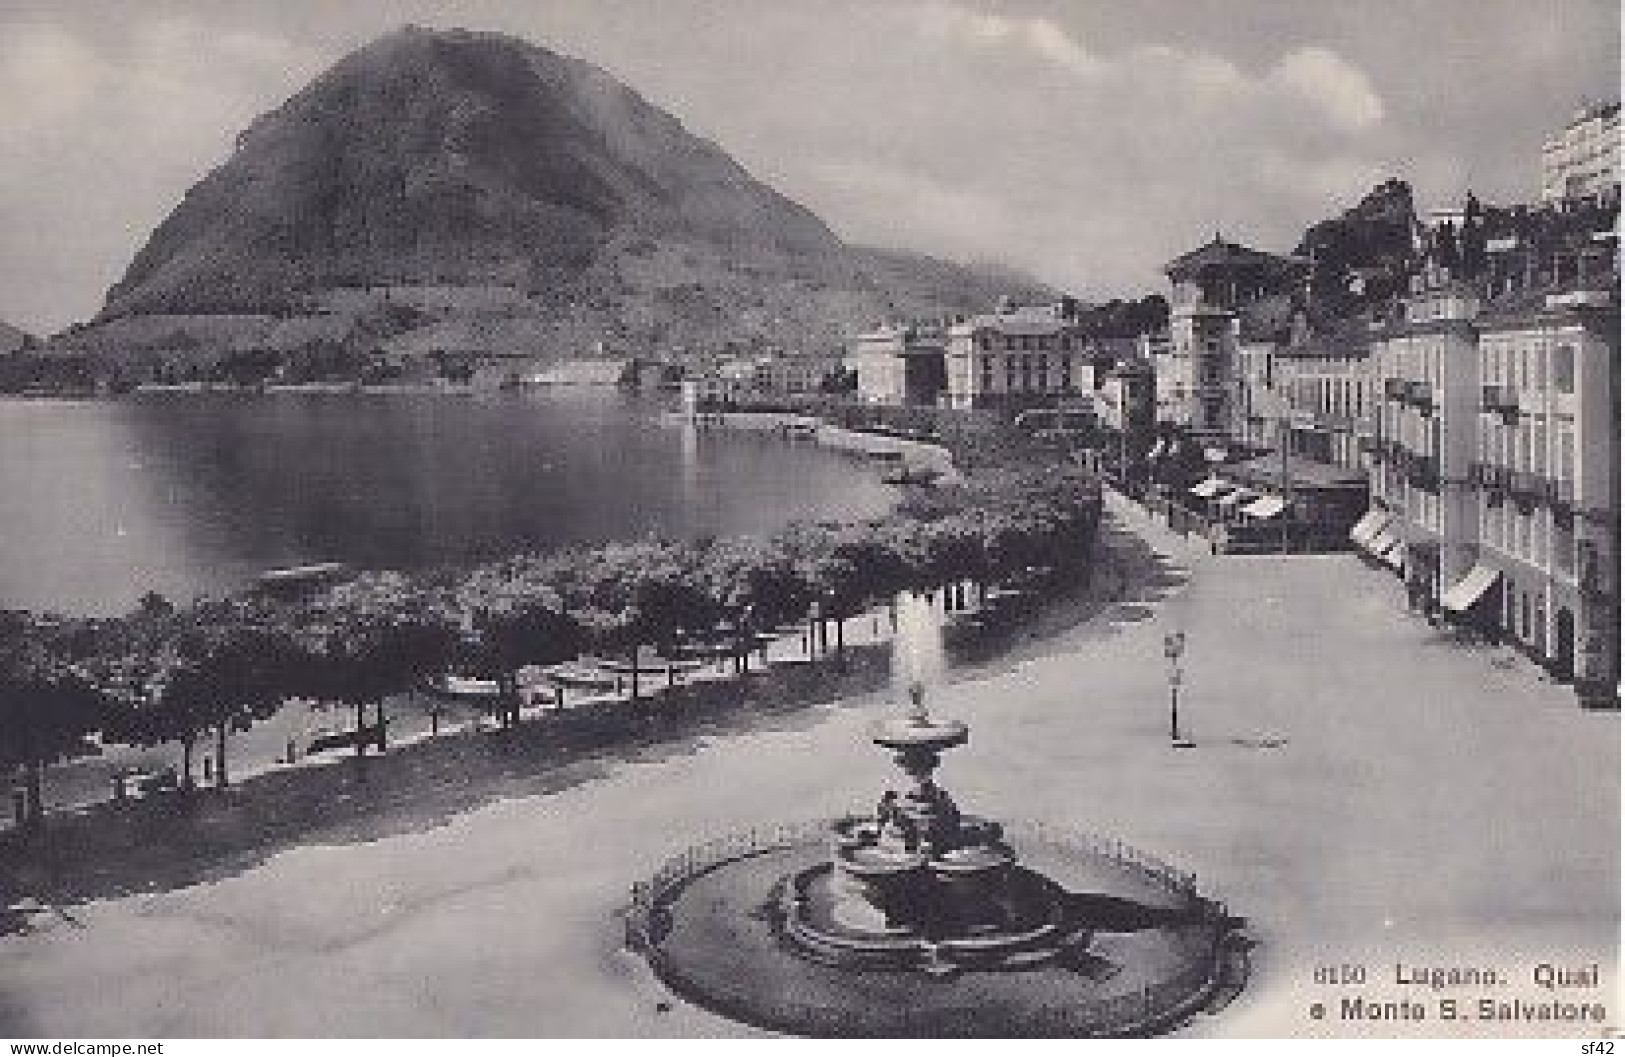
[67,26,1046,364]
[0,319,31,355]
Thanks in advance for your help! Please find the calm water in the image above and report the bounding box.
[0,392,895,616]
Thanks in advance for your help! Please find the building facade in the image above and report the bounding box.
[756,349,846,395]
[1368,272,1483,614]
[848,324,947,406]
[1162,238,1303,441]
[1541,100,1621,204]
[1475,285,1619,702]
[1269,322,1377,473]
[943,299,1089,411]
[1356,246,1620,706]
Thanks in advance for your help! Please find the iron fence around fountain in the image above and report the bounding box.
[625,817,1227,952]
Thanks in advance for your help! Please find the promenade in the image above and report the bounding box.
[1,495,1614,1038]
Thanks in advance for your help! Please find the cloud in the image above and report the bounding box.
[686,1,1395,297]
[1269,46,1386,132]
[0,23,104,143]
[0,0,1612,332]
[0,15,322,331]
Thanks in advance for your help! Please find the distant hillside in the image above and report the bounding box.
[63,26,1046,365]
[0,319,29,355]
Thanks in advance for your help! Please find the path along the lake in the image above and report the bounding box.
[1,493,1614,1038]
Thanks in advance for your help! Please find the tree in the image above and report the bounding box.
[444,559,581,729]
[288,573,458,759]
[0,612,111,832]
[91,595,296,792]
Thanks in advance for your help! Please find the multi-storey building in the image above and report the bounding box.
[1366,269,1483,615]
[943,299,1089,411]
[1162,238,1303,441]
[848,323,947,406]
[1541,100,1621,204]
[1270,318,1376,473]
[1473,281,1618,703]
[755,349,846,395]
[1353,240,1620,706]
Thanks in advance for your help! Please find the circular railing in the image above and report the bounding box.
[623,818,1234,1037]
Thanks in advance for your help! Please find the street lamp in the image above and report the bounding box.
[1163,630,1194,748]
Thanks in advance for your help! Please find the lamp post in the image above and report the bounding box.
[1163,631,1194,748]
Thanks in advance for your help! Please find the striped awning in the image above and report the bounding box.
[1243,495,1287,519]
[1441,564,1501,613]
[1189,477,1227,499]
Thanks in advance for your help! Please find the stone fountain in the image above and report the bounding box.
[780,684,1079,972]
[626,682,1241,1036]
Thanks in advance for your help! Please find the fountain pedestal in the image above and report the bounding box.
[781,688,1076,971]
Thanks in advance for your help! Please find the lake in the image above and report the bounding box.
[0,391,896,617]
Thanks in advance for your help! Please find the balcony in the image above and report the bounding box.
[1481,384,1519,420]
[1509,469,1542,509]
[1402,450,1441,491]
[1546,476,1576,516]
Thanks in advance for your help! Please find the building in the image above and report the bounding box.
[1473,278,1618,703]
[1353,233,1620,707]
[943,298,1089,411]
[679,356,763,412]
[847,323,947,406]
[1366,266,1483,617]
[1268,316,1377,472]
[1162,237,1304,441]
[1097,356,1158,482]
[1541,100,1621,204]
[755,349,846,395]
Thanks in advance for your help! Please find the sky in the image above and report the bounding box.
[0,0,1617,335]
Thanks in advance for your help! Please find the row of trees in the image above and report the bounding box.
[1,464,1101,833]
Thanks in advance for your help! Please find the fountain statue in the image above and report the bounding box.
[780,683,1079,971]
[627,681,1239,1035]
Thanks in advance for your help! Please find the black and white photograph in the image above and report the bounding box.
[0,0,1617,1041]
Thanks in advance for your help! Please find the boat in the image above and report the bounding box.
[429,674,504,699]
[254,562,350,591]
[539,662,621,691]
[881,465,942,486]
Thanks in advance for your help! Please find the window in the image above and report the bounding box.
[978,334,992,352]
[1555,518,1575,575]
[1553,343,1575,394]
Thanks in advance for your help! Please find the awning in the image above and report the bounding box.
[1217,488,1258,509]
[1189,477,1227,499]
[1243,495,1287,519]
[1441,564,1501,613]
[1349,509,1392,547]
[1365,526,1397,558]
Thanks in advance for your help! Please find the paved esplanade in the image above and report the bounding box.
[1,494,1614,1037]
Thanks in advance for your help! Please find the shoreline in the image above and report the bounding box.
[0,505,1161,911]
[662,409,963,483]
